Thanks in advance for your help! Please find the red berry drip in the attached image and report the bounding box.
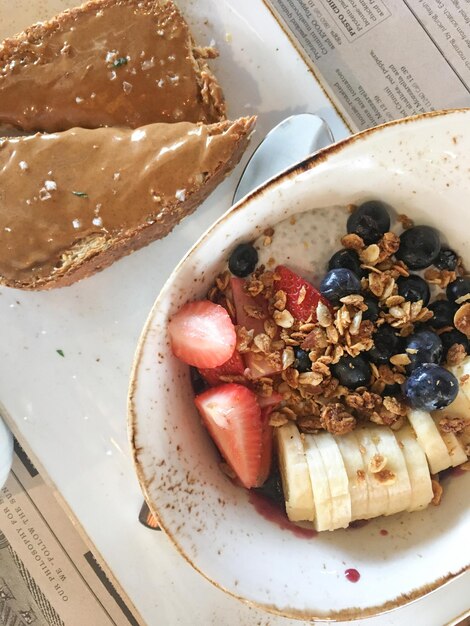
[380,529,389,536]
[345,568,360,583]
[347,519,369,530]
[249,492,318,539]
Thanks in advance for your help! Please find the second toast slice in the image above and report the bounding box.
[0,0,226,132]
[0,116,256,289]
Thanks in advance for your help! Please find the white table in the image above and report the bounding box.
[0,1,467,624]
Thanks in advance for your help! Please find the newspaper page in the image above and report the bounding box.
[0,441,145,626]
[264,0,470,131]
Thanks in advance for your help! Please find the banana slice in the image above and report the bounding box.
[394,426,433,511]
[431,414,468,466]
[303,435,332,531]
[371,426,412,515]
[446,358,470,421]
[407,409,453,474]
[353,427,389,518]
[275,423,315,522]
[336,432,369,521]
[313,432,351,530]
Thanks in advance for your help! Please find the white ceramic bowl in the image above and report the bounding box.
[129,109,470,621]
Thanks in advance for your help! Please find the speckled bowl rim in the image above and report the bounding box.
[128,108,470,622]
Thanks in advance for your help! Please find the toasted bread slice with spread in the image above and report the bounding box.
[0,116,256,289]
[0,0,226,132]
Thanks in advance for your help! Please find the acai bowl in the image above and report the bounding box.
[128,109,470,620]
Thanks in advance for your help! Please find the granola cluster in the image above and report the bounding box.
[207,224,468,437]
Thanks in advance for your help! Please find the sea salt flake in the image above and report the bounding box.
[19,161,29,171]
[106,50,118,64]
[44,180,57,191]
[39,188,51,201]
[122,81,133,94]
[156,78,165,88]
[141,58,155,70]
[175,189,186,202]
[92,216,103,227]
[75,96,84,104]
[72,219,81,229]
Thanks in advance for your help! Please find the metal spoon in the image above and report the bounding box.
[232,113,334,204]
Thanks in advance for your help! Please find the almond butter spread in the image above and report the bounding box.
[0,0,226,132]
[0,118,255,284]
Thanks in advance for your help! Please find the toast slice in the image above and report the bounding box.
[0,0,226,132]
[0,116,256,289]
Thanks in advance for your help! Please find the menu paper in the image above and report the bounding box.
[265,0,470,131]
[0,441,145,626]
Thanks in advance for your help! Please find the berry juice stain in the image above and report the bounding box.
[345,568,361,583]
[248,492,317,539]
[380,529,389,536]
[347,519,369,529]
[441,466,466,480]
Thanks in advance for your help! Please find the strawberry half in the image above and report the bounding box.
[274,265,332,322]
[257,391,283,409]
[195,383,263,489]
[230,277,267,335]
[199,350,245,386]
[169,300,236,368]
[231,277,282,379]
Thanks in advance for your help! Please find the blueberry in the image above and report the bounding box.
[383,383,402,397]
[347,201,391,244]
[293,347,311,373]
[331,355,371,389]
[320,268,361,305]
[441,329,470,359]
[434,247,458,271]
[362,296,380,322]
[228,243,258,277]
[404,329,443,372]
[403,363,458,410]
[397,275,430,305]
[368,325,402,365]
[253,467,284,506]
[428,300,457,329]
[446,277,470,304]
[327,249,363,277]
[396,226,440,270]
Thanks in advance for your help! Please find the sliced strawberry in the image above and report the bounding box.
[199,350,245,386]
[231,277,282,379]
[257,391,283,409]
[274,265,332,322]
[195,383,263,489]
[230,277,267,335]
[169,300,236,368]
[255,407,274,487]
